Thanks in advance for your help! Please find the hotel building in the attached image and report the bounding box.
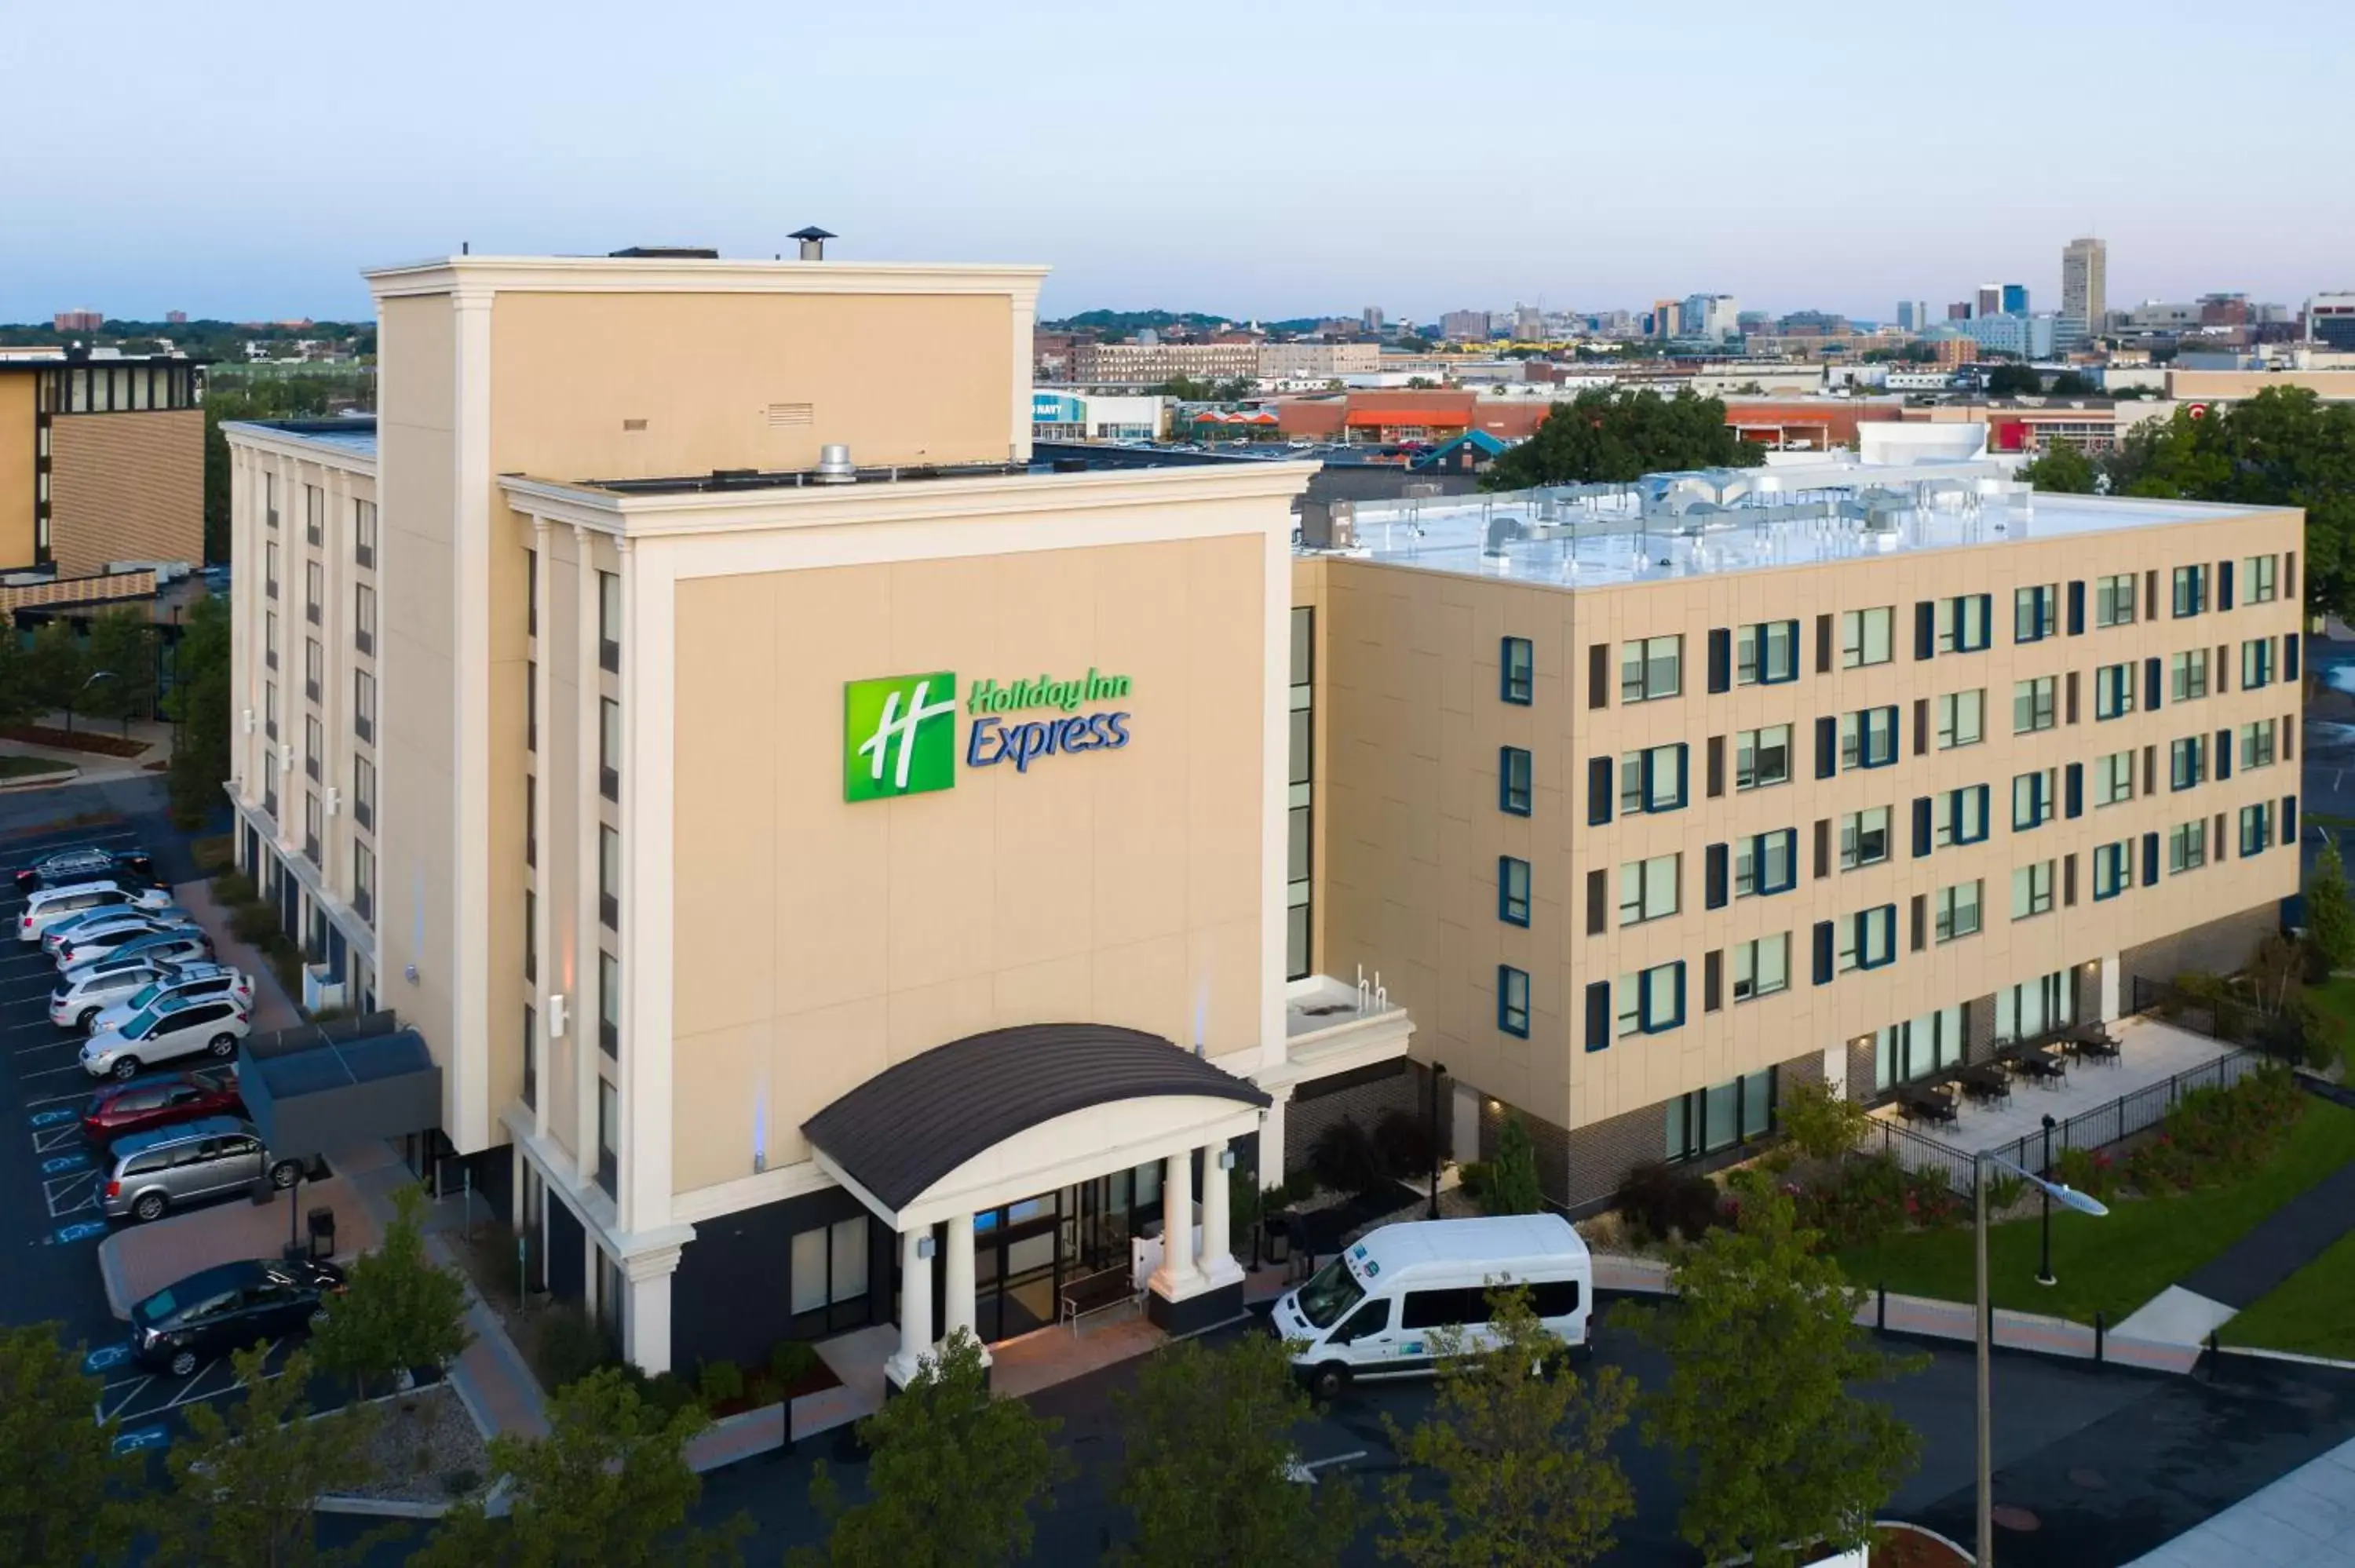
[223,253,2300,1380]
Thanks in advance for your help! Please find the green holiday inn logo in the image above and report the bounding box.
[843,672,958,801]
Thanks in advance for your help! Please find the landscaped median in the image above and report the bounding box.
[1836,1075,2355,1325]
[2223,1213,2355,1360]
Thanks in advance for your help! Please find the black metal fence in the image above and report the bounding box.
[2130,975,2306,1061]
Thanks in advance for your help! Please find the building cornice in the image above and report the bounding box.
[363,255,1050,303]
[219,421,378,479]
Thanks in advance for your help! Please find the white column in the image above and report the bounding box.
[1199,1143,1242,1287]
[1152,1149,1199,1296]
[1258,1092,1291,1191]
[943,1212,985,1362]
[2099,954,2122,1022]
[528,515,553,1143]
[886,1228,936,1387]
[620,1246,681,1376]
[572,526,601,1187]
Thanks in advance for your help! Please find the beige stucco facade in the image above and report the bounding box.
[0,374,36,567]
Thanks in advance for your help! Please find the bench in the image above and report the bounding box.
[1058,1266,1138,1334]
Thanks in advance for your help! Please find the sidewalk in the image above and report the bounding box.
[2126,1431,2355,1565]
[171,876,301,1031]
[0,713,173,789]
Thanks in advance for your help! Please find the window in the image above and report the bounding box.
[303,792,322,864]
[304,483,323,545]
[1935,689,1983,749]
[525,548,539,638]
[1935,881,1982,943]
[789,1216,872,1318]
[264,680,279,741]
[1618,744,1687,814]
[2095,573,2137,627]
[1666,1069,1776,1161]
[1619,855,1680,926]
[522,1005,535,1110]
[1500,636,1534,704]
[1288,607,1313,981]
[304,714,322,782]
[2094,750,2134,807]
[601,826,621,930]
[1839,807,1891,870]
[1499,856,1531,926]
[354,499,376,567]
[2169,819,2208,873]
[2170,649,2209,702]
[1732,935,1789,1002]
[1838,706,1898,770]
[2244,554,2279,603]
[265,541,279,598]
[601,698,621,802]
[2011,861,2055,919]
[2240,802,2275,857]
[2012,768,2057,830]
[523,888,536,983]
[596,1078,619,1197]
[1497,965,1530,1037]
[598,571,621,673]
[1734,829,1797,898]
[2094,662,2134,720]
[2094,841,2133,900]
[2173,564,2208,617]
[2171,735,2206,791]
[1934,785,1990,848]
[265,610,278,669]
[1935,594,1991,654]
[1874,1006,1968,1092]
[524,779,536,868]
[353,755,374,830]
[1615,961,1685,1036]
[1735,724,1791,790]
[2240,720,2278,772]
[263,470,278,529]
[525,662,537,752]
[304,636,323,702]
[2241,637,2274,691]
[2011,677,2055,734]
[353,670,374,743]
[1619,635,1681,702]
[2014,585,2057,643]
[599,950,621,1055]
[305,560,323,625]
[354,584,375,655]
[1836,906,1897,972]
[1495,746,1535,815]
[1842,607,1893,668]
[1995,972,2075,1045]
[1736,620,1798,684]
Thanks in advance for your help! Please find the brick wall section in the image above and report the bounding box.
[1477,1092,1575,1209]
[1557,1045,1824,1213]
[0,567,155,615]
[2120,901,2279,997]
[1284,1059,1422,1173]
[46,408,203,575]
[1844,1036,1877,1103]
[1965,994,1999,1065]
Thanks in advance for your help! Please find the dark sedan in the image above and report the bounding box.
[13,844,155,893]
[130,1258,346,1377]
[82,1068,245,1144]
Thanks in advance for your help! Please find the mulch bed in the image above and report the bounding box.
[2,724,148,757]
[1868,1525,1973,1566]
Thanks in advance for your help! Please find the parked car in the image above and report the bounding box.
[80,994,252,1081]
[86,965,254,1037]
[82,1068,246,1145]
[72,928,215,979]
[49,958,182,1030]
[130,1256,344,1376]
[18,881,175,943]
[45,903,192,954]
[49,915,203,969]
[103,1117,303,1224]
[12,844,153,894]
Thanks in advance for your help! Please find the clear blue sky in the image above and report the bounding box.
[9,0,2350,325]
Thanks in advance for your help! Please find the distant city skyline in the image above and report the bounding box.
[8,0,2347,324]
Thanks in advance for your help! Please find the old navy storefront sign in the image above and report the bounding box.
[843,668,1134,801]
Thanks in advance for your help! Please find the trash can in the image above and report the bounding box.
[1263,1212,1291,1267]
[308,1207,336,1260]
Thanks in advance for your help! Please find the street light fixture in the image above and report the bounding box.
[1977,1148,2108,1568]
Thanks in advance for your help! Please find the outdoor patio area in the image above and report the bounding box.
[1866,1016,2264,1177]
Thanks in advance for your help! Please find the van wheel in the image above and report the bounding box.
[109,1056,141,1081]
[269,1161,301,1190]
[133,1192,166,1223]
[75,1007,99,1030]
[1308,1362,1350,1402]
[207,1034,236,1059]
[167,1348,198,1378]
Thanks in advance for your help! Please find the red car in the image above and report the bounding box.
[82,1069,245,1145]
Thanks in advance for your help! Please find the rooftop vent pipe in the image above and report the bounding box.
[813,443,857,483]
[789,225,836,261]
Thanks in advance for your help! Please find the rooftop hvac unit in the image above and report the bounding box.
[1300,499,1356,550]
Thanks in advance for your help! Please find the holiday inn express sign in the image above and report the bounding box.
[844,669,1136,801]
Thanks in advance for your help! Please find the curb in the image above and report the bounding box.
[313,1493,453,1519]
[0,766,80,792]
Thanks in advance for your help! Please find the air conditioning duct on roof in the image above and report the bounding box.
[813,443,857,484]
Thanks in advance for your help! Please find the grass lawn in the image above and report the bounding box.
[2227,1227,2355,1358]
[2307,977,2355,1068]
[0,754,72,780]
[1836,1097,2355,1325]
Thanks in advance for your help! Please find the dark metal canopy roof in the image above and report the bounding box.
[238,1012,440,1161]
[802,1024,1269,1212]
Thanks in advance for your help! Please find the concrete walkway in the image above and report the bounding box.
[172,877,301,1030]
[0,713,173,789]
[2126,1431,2355,1565]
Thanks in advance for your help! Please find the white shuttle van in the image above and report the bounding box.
[1272,1213,1592,1400]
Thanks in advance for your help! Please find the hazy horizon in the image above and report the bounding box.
[9,0,2350,325]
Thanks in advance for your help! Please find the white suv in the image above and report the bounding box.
[87,966,255,1038]
[80,995,253,1081]
[50,959,181,1031]
[18,881,174,943]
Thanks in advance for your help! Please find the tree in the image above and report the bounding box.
[418,1365,743,1568]
[1380,1288,1635,1567]
[1982,363,2041,397]
[1615,1180,1922,1568]
[0,1322,144,1566]
[166,593,233,827]
[23,618,86,730]
[2019,437,2099,494]
[2307,835,2355,974]
[2048,370,2094,396]
[1773,1081,1872,1164]
[1112,1333,1358,1568]
[0,628,40,732]
[151,1344,381,1568]
[80,607,158,734]
[1482,389,1764,490]
[797,1330,1064,1568]
[312,1183,472,1399]
[1481,1116,1543,1216]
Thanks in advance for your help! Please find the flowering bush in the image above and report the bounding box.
[1795,1152,1911,1249]
[2052,1145,2119,1200]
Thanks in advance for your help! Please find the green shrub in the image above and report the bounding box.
[698,1358,744,1406]
[229,900,281,946]
[1778,1081,1873,1162]
[1983,1172,2025,1212]
[531,1304,612,1391]
[1309,1118,1386,1195]
[1279,1168,1322,1205]
[2052,1144,2119,1200]
[769,1340,820,1390]
[1457,1160,1492,1200]
[643,1369,703,1417]
[1795,1152,1911,1248]
[443,1467,482,1497]
[1371,1108,1434,1180]
[213,870,257,906]
[1614,1161,1724,1242]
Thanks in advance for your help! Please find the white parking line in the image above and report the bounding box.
[20,1060,95,1080]
[21,1086,93,1107]
[97,1374,155,1424]
[31,1125,80,1153]
[43,1171,99,1218]
[7,1020,66,1035]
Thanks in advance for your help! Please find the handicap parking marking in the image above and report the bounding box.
[28,1107,78,1127]
[84,1342,133,1375]
[32,1124,81,1153]
[49,1220,108,1245]
[43,1171,100,1219]
[41,1150,91,1174]
[111,1424,169,1456]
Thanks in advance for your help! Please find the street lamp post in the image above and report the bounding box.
[2036,1114,2057,1287]
[1426,1061,1448,1220]
[1977,1148,2108,1568]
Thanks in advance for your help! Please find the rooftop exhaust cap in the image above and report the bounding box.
[789,225,836,261]
[813,443,857,483]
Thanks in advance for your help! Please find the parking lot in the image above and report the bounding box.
[0,809,294,1456]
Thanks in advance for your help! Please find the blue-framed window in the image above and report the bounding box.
[2240,803,2275,858]
[1936,593,1992,655]
[1836,905,1898,973]
[1498,965,1531,1037]
[2170,735,2205,792]
[1499,746,1533,815]
[1500,636,1535,705]
[2240,637,2274,691]
[2094,841,2132,901]
[1498,855,1532,926]
[2094,662,2134,719]
[1615,961,1686,1037]
[1735,828,1798,896]
[1737,620,1800,684]
[1618,743,1689,815]
[2173,564,2208,618]
[2014,584,2057,644]
[2011,768,2055,831]
[1935,784,1990,847]
[1838,706,1898,770]
[1584,980,1610,1052]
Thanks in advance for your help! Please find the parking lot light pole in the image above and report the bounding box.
[1978,1148,2108,1567]
[2036,1114,2057,1287]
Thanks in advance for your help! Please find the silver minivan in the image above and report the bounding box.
[18,881,173,943]
[103,1117,303,1223]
